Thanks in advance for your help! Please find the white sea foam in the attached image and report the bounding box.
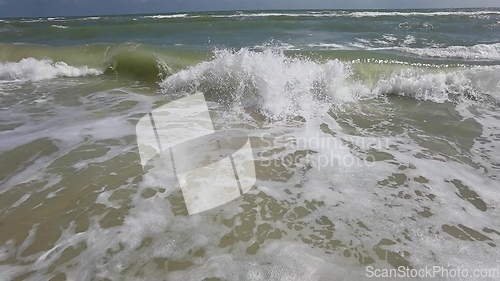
[211,12,308,18]
[0,58,102,82]
[306,43,348,49]
[20,18,45,23]
[78,16,101,21]
[403,35,416,45]
[161,48,370,120]
[145,14,189,19]
[373,67,500,103]
[161,48,500,121]
[347,10,500,18]
[252,42,299,51]
[318,40,500,60]
[51,25,68,29]
[164,10,500,19]
[397,43,500,60]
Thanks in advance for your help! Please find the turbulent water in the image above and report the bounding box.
[1,9,500,280]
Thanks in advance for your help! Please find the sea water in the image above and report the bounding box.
[1,9,500,280]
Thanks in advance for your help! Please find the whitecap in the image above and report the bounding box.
[0,58,102,82]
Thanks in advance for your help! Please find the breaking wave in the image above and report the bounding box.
[160,48,500,120]
[397,43,500,61]
[0,58,102,82]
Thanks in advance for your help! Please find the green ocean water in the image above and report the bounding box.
[1,9,500,280]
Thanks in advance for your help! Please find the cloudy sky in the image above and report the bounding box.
[1,0,500,18]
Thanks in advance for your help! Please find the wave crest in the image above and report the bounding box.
[398,43,500,61]
[143,10,500,20]
[160,48,370,120]
[0,58,102,82]
[160,48,500,120]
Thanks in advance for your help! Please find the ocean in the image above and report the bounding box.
[1,9,500,280]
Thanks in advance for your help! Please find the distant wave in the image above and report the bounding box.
[345,11,500,18]
[143,10,500,20]
[301,41,500,61]
[144,14,189,19]
[20,18,46,23]
[0,58,102,82]
[51,25,68,29]
[397,43,500,60]
[306,43,347,49]
[80,16,102,21]
[10,10,500,24]
[210,12,306,18]
[248,41,500,61]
